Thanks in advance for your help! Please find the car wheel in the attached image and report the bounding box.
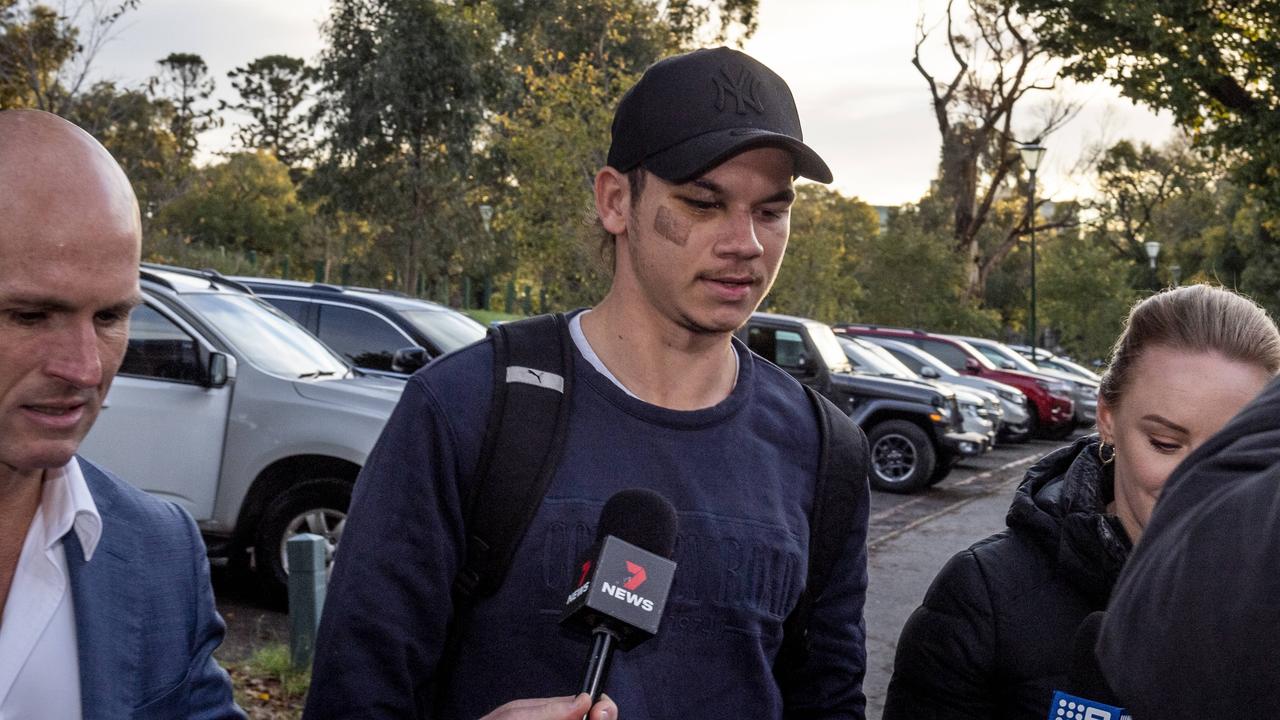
[254,479,352,600]
[867,420,936,494]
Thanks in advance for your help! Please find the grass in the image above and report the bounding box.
[224,644,310,719]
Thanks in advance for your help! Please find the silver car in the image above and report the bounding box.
[80,264,403,595]
[836,335,1000,450]
[866,337,1033,443]
[959,336,1098,427]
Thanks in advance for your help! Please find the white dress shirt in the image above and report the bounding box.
[0,458,102,720]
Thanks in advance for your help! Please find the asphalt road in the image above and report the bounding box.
[213,432,1080,711]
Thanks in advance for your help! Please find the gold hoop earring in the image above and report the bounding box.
[1098,442,1116,465]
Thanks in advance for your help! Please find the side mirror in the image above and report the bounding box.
[1000,360,1016,370]
[920,366,941,379]
[964,357,981,374]
[392,346,429,374]
[205,352,229,388]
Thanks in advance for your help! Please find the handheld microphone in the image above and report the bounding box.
[561,489,679,705]
[1047,612,1128,720]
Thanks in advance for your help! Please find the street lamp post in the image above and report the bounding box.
[1020,142,1047,361]
[1144,240,1162,290]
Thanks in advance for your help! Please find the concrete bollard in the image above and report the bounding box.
[287,533,328,670]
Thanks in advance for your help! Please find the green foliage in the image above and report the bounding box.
[64,81,182,215]
[225,54,316,167]
[854,204,1000,334]
[1019,0,1280,207]
[313,0,501,294]
[150,52,221,164]
[488,54,631,310]
[766,185,875,323]
[0,1,77,109]
[1037,231,1138,362]
[154,152,314,265]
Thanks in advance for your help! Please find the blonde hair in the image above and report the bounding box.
[1100,284,1280,406]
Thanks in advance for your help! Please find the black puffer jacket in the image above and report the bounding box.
[883,435,1132,720]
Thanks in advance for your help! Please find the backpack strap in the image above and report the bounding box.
[776,385,870,681]
[452,312,575,603]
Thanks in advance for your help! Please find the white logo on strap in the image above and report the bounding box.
[506,366,565,393]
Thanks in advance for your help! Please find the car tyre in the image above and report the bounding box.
[255,478,352,601]
[867,420,936,494]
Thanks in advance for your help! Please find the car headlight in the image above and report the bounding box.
[997,388,1022,403]
[1036,379,1073,395]
[1082,385,1098,399]
[961,403,980,418]
[932,404,952,420]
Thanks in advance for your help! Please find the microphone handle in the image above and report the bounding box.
[580,626,619,704]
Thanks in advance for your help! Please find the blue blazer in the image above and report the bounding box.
[64,458,245,719]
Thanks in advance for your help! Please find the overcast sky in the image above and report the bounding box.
[92,0,1177,206]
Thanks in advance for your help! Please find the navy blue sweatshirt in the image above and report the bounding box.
[304,333,868,719]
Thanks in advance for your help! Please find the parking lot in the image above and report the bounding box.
[212,431,1079,715]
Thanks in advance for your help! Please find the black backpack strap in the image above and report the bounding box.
[452,312,575,603]
[776,385,870,682]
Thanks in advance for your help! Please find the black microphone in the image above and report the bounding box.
[1066,611,1122,705]
[561,489,679,705]
[1045,611,1128,720]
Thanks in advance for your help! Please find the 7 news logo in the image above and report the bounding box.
[600,559,655,612]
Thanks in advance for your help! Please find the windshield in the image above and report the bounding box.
[838,337,913,379]
[881,342,960,377]
[983,342,1042,373]
[807,323,854,371]
[860,341,922,380]
[399,308,487,353]
[183,293,350,378]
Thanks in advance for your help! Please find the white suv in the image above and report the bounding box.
[80,264,404,596]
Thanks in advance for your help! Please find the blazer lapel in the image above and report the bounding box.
[65,466,142,720]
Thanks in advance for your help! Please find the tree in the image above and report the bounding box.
[150,52,220,165]
[913,0,1076,300]
[767,185,877,323]
[225,54,315,168]
[855,202,1000,334]
[312,0,499,295]
[155,151,314,263]
[64,80,181,223]
[1017,0,1280,206]
[1036,229,1137,361]
[0,0,138,112]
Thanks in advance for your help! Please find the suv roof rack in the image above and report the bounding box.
[837,323,929,335]
[140,262,256,295]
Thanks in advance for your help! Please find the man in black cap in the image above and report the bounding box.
[304,47,868,720]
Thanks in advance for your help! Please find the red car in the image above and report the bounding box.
[833,325,1075,438]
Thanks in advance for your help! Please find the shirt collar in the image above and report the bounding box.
[40,458,103,561]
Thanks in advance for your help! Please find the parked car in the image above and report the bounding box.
[79,264,404,596]
[834,324,1075,439]
[1007,344,1103,383]
[233,276,488,378]
[739,313,988,493]
[836,334,1000,449]
[956,336,1099,428]
[862,337,1033,443]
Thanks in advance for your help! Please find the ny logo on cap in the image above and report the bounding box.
[713,63,764,115]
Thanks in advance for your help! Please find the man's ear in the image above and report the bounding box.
[594,166,630,237]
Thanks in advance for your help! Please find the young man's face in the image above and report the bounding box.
[616,146,796,335]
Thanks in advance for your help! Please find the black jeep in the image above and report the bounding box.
[738,312,987,493]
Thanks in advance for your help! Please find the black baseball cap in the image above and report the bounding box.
[606,47,832,184]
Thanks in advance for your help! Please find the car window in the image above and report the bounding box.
[747,326,808,369]
[118,304,204,384]
[917,339,969,370]
[182,293,350,378]
[266,297,309,325]
[398,308,486,354]
[317,304,414,372]
[974,345,1013,368]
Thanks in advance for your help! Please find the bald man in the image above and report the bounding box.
[0,110,243,718]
